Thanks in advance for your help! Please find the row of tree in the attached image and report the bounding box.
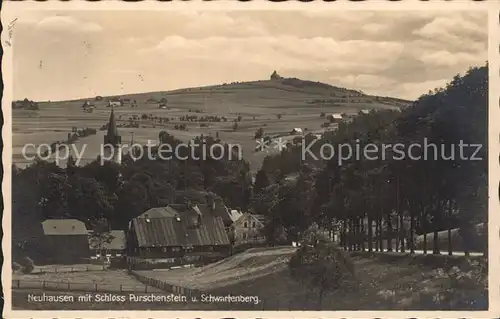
[252,65,488,255]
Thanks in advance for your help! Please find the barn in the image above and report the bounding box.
[127,204,231,265]
[41,219,91,264]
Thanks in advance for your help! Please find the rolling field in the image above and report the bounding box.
[13,79,407,171]
[137,246,296,291]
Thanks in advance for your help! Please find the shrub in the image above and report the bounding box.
[254,128,264,139]
[289,224,356,308]
[20,256,35,274]
[12,262,22,272]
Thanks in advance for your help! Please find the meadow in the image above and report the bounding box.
[13,78,406,171]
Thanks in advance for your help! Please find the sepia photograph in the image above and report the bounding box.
[2,5,496,316]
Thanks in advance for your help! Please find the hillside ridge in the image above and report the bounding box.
[41,77,413,106]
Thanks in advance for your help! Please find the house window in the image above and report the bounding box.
[162,247,168,253]
[252,222,256,228]
[244,222,248,228]
[243,233,247,240]
[172,247,181,252]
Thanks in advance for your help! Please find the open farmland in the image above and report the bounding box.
[13,78,408,171]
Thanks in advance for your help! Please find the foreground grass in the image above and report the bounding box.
[12,252,487,310]
[212,254,487,310]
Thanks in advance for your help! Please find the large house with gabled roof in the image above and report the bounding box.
[126,202,231,265]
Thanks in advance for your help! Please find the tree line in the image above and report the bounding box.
[252,65,488,255]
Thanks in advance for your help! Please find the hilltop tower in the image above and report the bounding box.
[270,70,282,80]
[103,108,122,164]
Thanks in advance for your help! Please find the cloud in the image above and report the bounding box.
[13,11,488,101]
[149,36,405,75]
[35,16,102,33]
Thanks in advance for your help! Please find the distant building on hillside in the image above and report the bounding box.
[327,113,343,123]
[108,101,122,107]
[41,219,90,264]
[291,127,303,135]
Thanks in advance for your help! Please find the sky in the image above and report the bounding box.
[13,10,487,101]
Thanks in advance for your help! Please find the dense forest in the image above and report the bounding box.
[12,64,488,259]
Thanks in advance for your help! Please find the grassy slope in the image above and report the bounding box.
[12,247,487,310]
[13,79,411,171]
[139,246,487,310]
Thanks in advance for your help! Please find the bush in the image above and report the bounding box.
[12,262,22,272]
[289,224,356,308]
[19,256,35,274]
[255,128,264,139]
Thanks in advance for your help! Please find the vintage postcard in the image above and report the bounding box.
[2,1,499,318]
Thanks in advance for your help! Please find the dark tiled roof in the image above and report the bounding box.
[146,202,233,225]
[138,206,181,219]
[132,215,230,248]
[42,219,88,235]
[196,203,233,225]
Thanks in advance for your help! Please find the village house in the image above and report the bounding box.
[328,113,343,122]
[88,230,126,260]
[291,128,303,135]
[126,203,231,266]
[41,219,90,264]
[108,101,122,107]
[231,213,267,245]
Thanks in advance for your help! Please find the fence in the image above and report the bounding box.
[32,265,107,274]
[12,279,159,293]
[129,270,201,297]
